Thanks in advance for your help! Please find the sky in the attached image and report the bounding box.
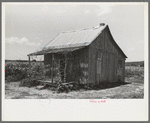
[3,2,147,62]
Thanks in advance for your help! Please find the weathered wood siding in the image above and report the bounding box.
[44,47,89,83]
[44,53,62,77]
[77,47,89,84]
[88,26,125,85]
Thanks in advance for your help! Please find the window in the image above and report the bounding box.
[118,60,122,68]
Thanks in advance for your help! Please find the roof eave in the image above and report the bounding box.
[27,46,86,56]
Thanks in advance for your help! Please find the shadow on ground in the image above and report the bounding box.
[87,82,131,91]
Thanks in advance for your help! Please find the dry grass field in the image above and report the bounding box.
[5,65,144,99]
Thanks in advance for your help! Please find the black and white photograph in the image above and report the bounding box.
[2,2,148,121]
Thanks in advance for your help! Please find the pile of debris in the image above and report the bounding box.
[36,81,99,93]
[21,79,126,93]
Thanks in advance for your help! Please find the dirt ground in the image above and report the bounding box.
[5,76,144,99]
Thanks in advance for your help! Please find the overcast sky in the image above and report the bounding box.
[4,3,147,62]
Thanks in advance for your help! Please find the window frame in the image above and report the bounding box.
[118,59,123,69]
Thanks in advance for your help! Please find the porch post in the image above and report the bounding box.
[28,55,31,65]
[28,55,31,79]
[64,53,67,83]
[51,53,54,83]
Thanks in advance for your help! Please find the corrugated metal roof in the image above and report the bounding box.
[28,24,127,58]
[43,25,107,50]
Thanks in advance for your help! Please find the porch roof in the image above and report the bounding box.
[27,46,85,56]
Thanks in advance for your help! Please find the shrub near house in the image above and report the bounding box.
[5,63,28,82]
[5,61,45,82]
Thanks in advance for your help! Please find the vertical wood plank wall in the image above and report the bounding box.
[88,27,126,85]
[44,47,89,83]
[78,48,89,84]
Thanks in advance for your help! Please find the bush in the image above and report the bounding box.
[6,74,24,82]
[5,62,46,82]
[125,66,144,77]
[19,78,40,87]
[28,63,45,80]
[5,63,28,82]
[5,64,15,77]
[18,63,47,87]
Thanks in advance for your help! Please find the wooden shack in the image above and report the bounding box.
[28,23,127,85]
